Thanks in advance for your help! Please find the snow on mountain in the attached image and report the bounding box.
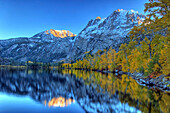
[45,29,76,38]
[71,9,146,60]
[33,29,76,42]
[0,29,77,62]
[0,9,146,63]
[79,9,145,39]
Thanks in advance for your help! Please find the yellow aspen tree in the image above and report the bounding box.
[100,49,108,70]
[107,47,116,71]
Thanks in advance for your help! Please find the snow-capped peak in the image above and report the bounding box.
[45,29,76,38]
[115,9,138,14]
[32,29,77,42]
[78,9,146,40]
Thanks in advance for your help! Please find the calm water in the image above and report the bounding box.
[0,93,84,113]
[0,68,169,113]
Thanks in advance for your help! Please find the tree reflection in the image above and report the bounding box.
[61,69,170,113]
[0,68,169,113]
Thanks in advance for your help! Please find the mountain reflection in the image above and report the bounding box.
[0,68,169,113]
[44,97,75,107]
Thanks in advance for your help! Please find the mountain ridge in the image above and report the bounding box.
[0,9,146,63]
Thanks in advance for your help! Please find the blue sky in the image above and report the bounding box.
[0,0,148,39]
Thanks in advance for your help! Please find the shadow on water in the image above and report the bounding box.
[0,68,169,113]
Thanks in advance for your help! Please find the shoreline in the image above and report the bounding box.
[67,68,170,92]
[119,71,170,92]
[0,65,170,92]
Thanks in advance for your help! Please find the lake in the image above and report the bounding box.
[0,68,169,113]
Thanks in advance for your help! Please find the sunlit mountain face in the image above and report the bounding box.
[96,16,101,19]
[45,29,76,38]
[44,97,75,107]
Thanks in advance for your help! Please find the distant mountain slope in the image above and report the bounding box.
[0,9,146,63]
[0,30,76,62]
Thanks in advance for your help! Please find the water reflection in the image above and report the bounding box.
[0,93,84,113]
[61,69,170,113]
[0,68,84,113]
[44,97,75,107]
[0,68,169,113]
